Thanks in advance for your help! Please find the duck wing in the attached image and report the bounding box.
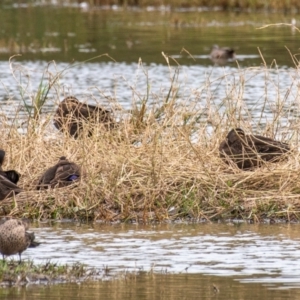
[50,162,81,187]
[0,175,22,200]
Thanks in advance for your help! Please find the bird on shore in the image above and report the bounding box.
[210,45,235,64]
[0,149,22,200]
[0,219,40,262]
[219,128,290,169]
[36,156,81,190]
[53,96,115,138]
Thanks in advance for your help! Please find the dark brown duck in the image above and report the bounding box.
[0,219,40,262]
[37,156,81,190]
[0,149,22,200]
[219,128,290,169]
[53,96,115,138]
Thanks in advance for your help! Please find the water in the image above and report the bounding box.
[1,4,300,299]
[0,5,299,133]
[2,222,300,299]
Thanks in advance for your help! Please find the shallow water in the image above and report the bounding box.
[2,223,300,299]
[25,223,300,285]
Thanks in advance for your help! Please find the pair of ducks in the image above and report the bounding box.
[0,153,82,201]
[219,128,290,169]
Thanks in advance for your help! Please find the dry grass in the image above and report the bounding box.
[1,54,300,223]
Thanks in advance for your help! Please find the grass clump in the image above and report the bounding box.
[0,260,101,286]
[1,53,300,223]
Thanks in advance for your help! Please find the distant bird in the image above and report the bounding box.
[219,128,290,169]
[0,219,40,262]
[210,45,235,64]
[53,96,115,138]
[0,149,22,200]
[37,156,81,190]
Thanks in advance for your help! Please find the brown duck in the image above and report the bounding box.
[53,96,115,138]
[219,128,290,169]
[0,149,22,200]
[0,219,40,262]
[37,156,81,190]
[210,45,235,64]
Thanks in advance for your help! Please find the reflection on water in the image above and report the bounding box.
[1,272,299,300]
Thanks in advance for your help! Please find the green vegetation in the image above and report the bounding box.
[0,260,100,286]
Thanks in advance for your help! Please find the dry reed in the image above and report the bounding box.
[1,54,300,223]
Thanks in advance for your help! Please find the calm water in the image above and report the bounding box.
[2,223,300,299]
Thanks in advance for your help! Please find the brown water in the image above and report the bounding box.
[2,223,300,299]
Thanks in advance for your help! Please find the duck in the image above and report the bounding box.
[0,175,22,200]
[37,156,81,190]
[219,128,290,169]
[53,96,115,138]
[0,219,40,262]
[0,149,22,200]
[210,45,235,64]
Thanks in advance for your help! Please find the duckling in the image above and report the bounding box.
[0,219,40,262]
[37,156,81,190]
[53,96,115,138]
[210,45,235,64]
[219,128,290,169]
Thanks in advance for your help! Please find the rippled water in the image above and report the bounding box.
[2,60,299,134]
[21,223,300,289]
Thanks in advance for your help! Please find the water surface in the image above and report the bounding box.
[2,222,300,299]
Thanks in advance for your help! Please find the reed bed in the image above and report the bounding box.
[1,56,300,223]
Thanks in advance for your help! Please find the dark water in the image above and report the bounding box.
[2,223,300,299]
[0,4,298,66]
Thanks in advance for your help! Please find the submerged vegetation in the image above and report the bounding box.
[0,53,300,223]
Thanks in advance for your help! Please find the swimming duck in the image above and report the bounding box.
[210,45,235,64]
[219,128,290,169]
[37,156,81,190]
[0,219,40,262]
[53,96,115,138]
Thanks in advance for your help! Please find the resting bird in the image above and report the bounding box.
[0,219,40,262]
[210,45,235,64]
[0,175,22,200]
[53,96,115,138]
[37,156,81,190]
[219,128,290,169]
[0,149,22,200]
